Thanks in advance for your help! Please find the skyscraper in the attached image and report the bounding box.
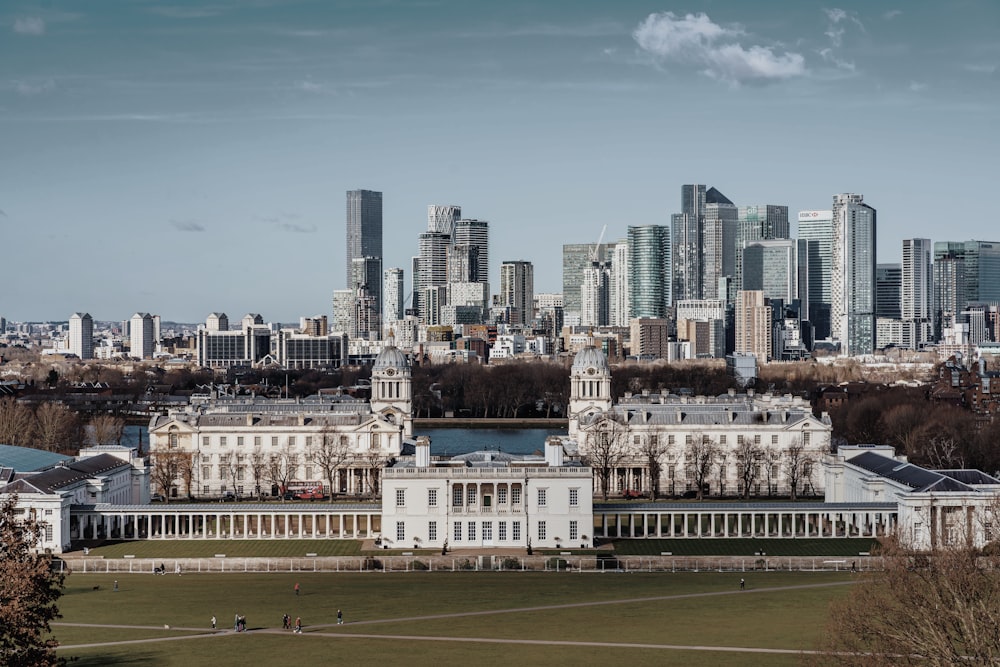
[875,263,902,320]
[702,188,737,301]
[414,231,450,322]
[735,290,772,362]
[580,261,610,327]
[346,189,383,309]
[742,239,800,303]
[383,267,405,326]
[563,242,611,317]
[453,219,489,284]
[500,260,534,324]
[427,204,460,236]
[610,241,630,327]
[671,184,706,303]
[901,239,932,349]
[831,193,876,356]
[797,210,834,340]
[130,312,155,359]
[737,205,790,289]
[627,225,671,319]
[69,312,93,359]
[933,241,1000,337]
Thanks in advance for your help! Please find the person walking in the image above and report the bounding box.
[294,616,302,634]
[294,582,300,596]
[282,613,290,630]
[113,580,118,592]
[234,613,239,631]
[740,578,745,590]
[337,609,343,625]
[211,615,216,629]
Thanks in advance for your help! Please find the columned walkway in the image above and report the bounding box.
[593,502,896,539]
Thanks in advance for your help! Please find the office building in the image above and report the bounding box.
[933,241,1000,339]
[901,239,933,349]
[427,204,460,236]
[563,243,612,316]
[737,205,790,289]
[741,239,801,304]
[500,261,534,325]
[346,189,383,305]
[331,289,354,333]
[735,290,772,362]
[702,188,738,300]
[68,312,93,359]
[197,313,272,369]
[453,219,489,284]
[875,264,902,320]
[671,184,706,303]
[610,241,630,327]
[130,312,155,360]
[580,261,610,327]
[797,210,834,341]
[383,268,405,326]
[414,231,450,322]
[447,244,480,284]
[627,225,671,319]
[830,194,876,356]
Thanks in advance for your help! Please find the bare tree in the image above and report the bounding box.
[248,446,269,499]
[0,398,36,447]
[814,536,1000,666]
[715,450,729,498]
[0,494,66,666]
[265,452,297,501]
[34,403,81,453]
[581,416,630,501]
[307,431,353,501]
[761,446,781,497]
[177,452,195,499]
[150,450,190,502]
[221,454,244,499]
[920,435,966,470]
[784,439,811,501]
[684,432,718,501]
[362,448,391,497]
[87,414,125,446]
[637,434,670,500]
[735,433,763,499]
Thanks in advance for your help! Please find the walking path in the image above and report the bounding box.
[56,580,853,655]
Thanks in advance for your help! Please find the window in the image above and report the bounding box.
[771,435,778,445]
[737,435,745,445]
[429,521,437,542]
[482,521,493,541]
[237,485,244,495]
[44,509,53,516]
[305,436,313,447]
[512,486,522,505]
[513,521,522,541]
[289,436,296,447]
[498,487,507,504]
[372,433,381,449]
[169,432,178,448]
[428,489,438,507]
[202,436,210,448]
[467,487,476,505]
[685,434,692,445]
[537,489,547,507]
[668,434,675,445]
[499,521,507,541]
[237,436,244,447]
[569,488,579,507]
[396,521,405,542]
[254,436,262,447]
[570,520,578,541]
[754,435,761,445]
[468,521,476,541]
[396,489,406,507]
[803,432,811,446]
[237,468,244,481]
[452,486,463,506]
[202,485,210,495]
[44,525,53,541]
[271,436,278,447]
[720,435,727,445]
[453,521,462,541]
[537,521,547,541]
[202,466,211,480]
[220,436,227,447]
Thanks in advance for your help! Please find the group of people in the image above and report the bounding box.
[234,614,248,632]
[211,582,346,635]
[282,614,303,633]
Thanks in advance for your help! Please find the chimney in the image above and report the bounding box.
[246,414,254,427]
[545,437,564,467]
[415,436,431,468]
[676,411,684,423]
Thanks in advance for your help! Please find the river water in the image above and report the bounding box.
[123,425,567,457]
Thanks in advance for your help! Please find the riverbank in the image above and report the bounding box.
[414,417,568,429]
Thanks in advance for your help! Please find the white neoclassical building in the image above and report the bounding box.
[568,339,833,498]
[148,339,412,498]
[825,444,1000,550]
[381,437,594,550]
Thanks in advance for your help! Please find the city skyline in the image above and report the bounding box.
[3,1,999,321]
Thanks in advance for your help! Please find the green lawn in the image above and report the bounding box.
[613,538,880,556]
[53,571,852,666]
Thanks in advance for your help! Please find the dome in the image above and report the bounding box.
[572,344,609,374]
[373,344,409,372]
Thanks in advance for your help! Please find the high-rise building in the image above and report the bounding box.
[453,219,489,284]
[383,268,405,325]
[500,260,534,324]
[933,240,1000,338]
[414,231,450,322]
[447,244,479,284]
[427,205,461,236]
[205,312,228,331]
[610,241,630,327]
[901,239,933,349]
[702,188,738,301]
[346,189,383,307]
[831,193,877,356]
[671,184,706,303]
[797,210,834,341]
[627,225,671,319]
[737,205,789,289]
[742,239,801,303]
[331,289,354,333]
[563,243,611,316]
[68,312,93,359]
[129,312,155,360]
[580,261,610,327]
[875,264,902,320]
[735,290,772,361]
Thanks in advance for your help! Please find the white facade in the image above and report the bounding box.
[130,312,155,360]
[69,312,94,359]
[381,437,594,550]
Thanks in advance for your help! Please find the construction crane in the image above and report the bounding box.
[589,224,607,264]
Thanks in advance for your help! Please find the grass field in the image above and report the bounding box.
[53,570,853,666]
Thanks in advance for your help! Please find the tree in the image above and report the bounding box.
[307,431,353,501]
[760,446,781,497]
[814,536,1000,666]
[735,433,762,500]
[638,434,670,500]
[265,452,297,500]
[581,416,630,501]
[34,403,82,453]
[0,494,66,666]
[784,439,812,501]
[149,450,190,501]
[0,398,35,447]
[684,433,718,501]
[248,447,269,499]
[87,414,125,446]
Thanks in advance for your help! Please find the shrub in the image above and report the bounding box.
[500,557,520,571]
[411,559,429,571]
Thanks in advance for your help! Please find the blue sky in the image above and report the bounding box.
[2,1,998,323]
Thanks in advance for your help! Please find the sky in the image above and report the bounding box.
[2,0,998,323]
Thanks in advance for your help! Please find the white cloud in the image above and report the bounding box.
[13,16,45,35]
[909,81,928,92]
[964,63,997,74]
[148,6,223,19]
[883,10,902,20]
[633,12,806,85]
[296,80,324,93]
[14,79,55,96]
[820,8,862,72]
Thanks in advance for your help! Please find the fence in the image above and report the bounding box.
[58,554,878,574]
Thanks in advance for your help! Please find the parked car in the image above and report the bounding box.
[151,493,166,502]
[221,491,237,502]
[622,489,643,500]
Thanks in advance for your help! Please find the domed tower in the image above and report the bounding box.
[568,337,612,438]
[371,333,413,436]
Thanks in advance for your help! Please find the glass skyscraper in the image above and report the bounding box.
[346,189,383,311]
[627,225,671,318]
[831,194,876,357]
[797,210,834,340]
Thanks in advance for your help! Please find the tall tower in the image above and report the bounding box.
[69,312,93,359]
[702,187,737,301]
[453,219,489,284]
[563,243,611,319]
[427,205,460,236]
[831,194,876,356]
[610,241,630,327]
[671,184,706,303]
[500,260,534,323]
[901,238,932,349]
[737,205,790,289]
[580,261,610,327]
[383,267,405,325]
[415,231,450,322]
[797,210,834,340]
[735,290,772,361]
[627,225,671,318]
[742,239,800,303]
[346,189,383,310]
[875,264,902,320]
[130,312,155,360]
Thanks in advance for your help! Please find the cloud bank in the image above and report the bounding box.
[13,16,45,35]
[633,12,805,85]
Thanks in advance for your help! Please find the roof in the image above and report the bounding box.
[572,345,609,373]
[848,451,979,493]
[0,453,130,495]
[0,444,74,472]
